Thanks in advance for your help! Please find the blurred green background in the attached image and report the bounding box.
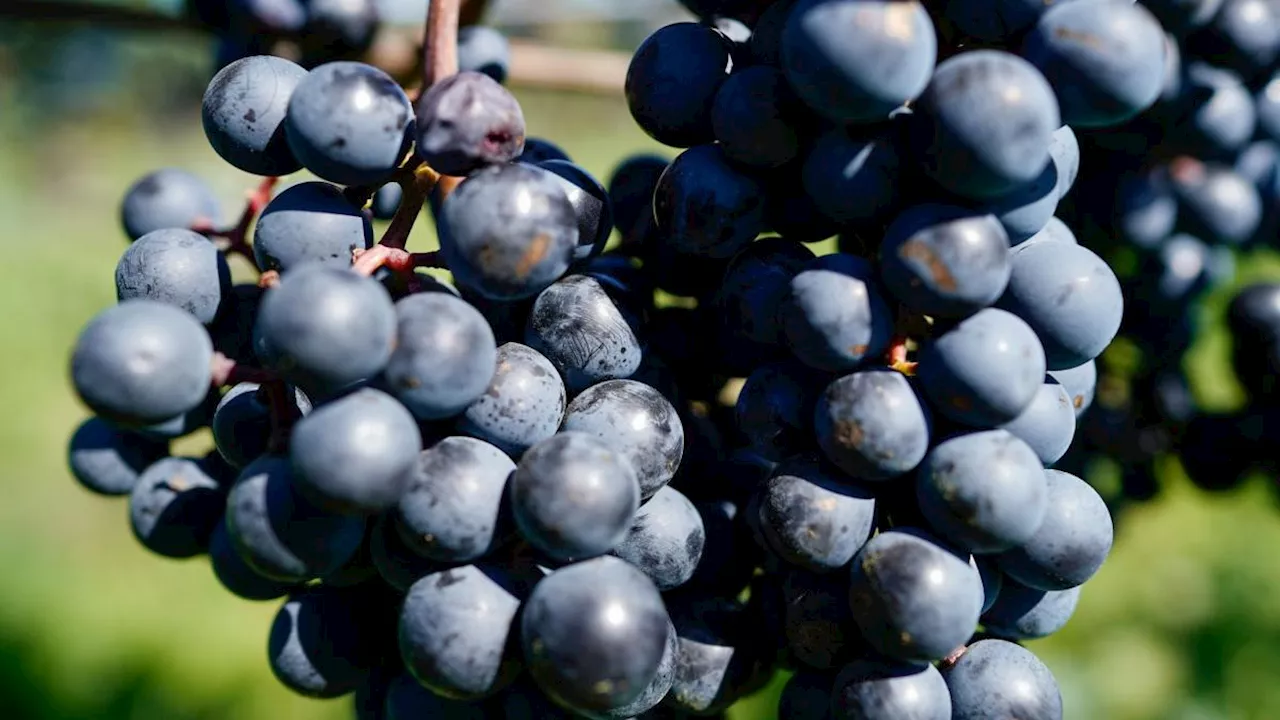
[3,5,1280,720]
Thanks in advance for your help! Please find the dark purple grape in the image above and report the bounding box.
[416,71,526,176]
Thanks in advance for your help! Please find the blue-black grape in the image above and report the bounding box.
[129,455,226,558]
[524,275,642,393]
[71,300,214,425]
[801,126,904,228]
[1185,0,1280,79]
[916,308,1046,427]
[268,586,380,698]
[370,512,442,592]
[383,673,488,719]
[712,66,806,168]
[607,153,668,241]
[383,292,497,421]
[521,556,669,713]
[981,577,1080,640]
[371,182,402,220]
[942,639,1063,720]
[1168,158,1262,246]
[225,455,367,581]
[211,382,310,469]
[456,342,565,457]
[1115,167,1178,250]
[67,417,168,496]
[912,50,1060,199]
[1171,63,1256,159]
[999,378,1076,465]
[916,430,1048,553]
[780,0,936,124]
[997,469,1113,590]
[814,369,931,481]
[509,432,639,561]
[440,163,578,301]
[254,264,396,398]
[561,379,684,499]
[652,144,766,259]
[298,0,379,65]
[120,168,221,241]
[758,456,875,572]
[416,71,526,177]
[516,137,570,165]
[399,565,525,699]
[208,518,295,601]
[115,228,230,325]
[285,61,413,185]
[289,388,421,515]
[1141,0,1223,37]
[996,239,1123,370]
[202,55,306,176]
[252,181,373,274]
[782,569,867,671]
[1022,1,1166,127]
[395,436,515,563]
[610,485,704,591]
[736,361,822,462]
[848,528,983,663]
[830,658,951,720]
[625,23,730,148]
[782,254,894,373]
[879,204,1011,317]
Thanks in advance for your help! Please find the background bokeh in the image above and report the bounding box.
[2,2,1280,719]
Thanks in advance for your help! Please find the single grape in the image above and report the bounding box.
[371,182,402,220]
[916,430,1048,553]
[715,237,815,347]
[814,368,932,481]
[758,456,876,572]
[561,379,684,499]
[1185,0,1280,78]
[610,486,704,591]
[878,204,1011,317]
[1169,158,1263,246]
[120,168,221,241]
[917,308,1046,427]
[1048,360,1096,417]
[607,153,668,240]
[115,227,230,325]
[129,455,226,558]
[416,71,525,176]
[457,25,510,83]
[268,586,380,698]
[712,66,806,168]
[982,578,1080,640]
[440,163,578,301]
[211,382,311,469]
[1022,1,1166,127]
[998,378,1076,465]
[942,639,1063,720]
[524,275,642,393]
[383,292,497,421]
[782,254,894,373]
[70,300,214,425]
[976,162,1059,244]
[285,61,413,185]
[225,455,367,581]
[997,469,1113,590]
[848,528,983,663]
[395,436,515,563]
[399,565,525,699]
[1172,63,1256,159]
[370,513,442,592]
[780,0,936,124]
[912,50,1060,199]
[625,23,730,147]
[509,432,640,561]
[516,137,570,164]
[652,144,767,259]
[383,673,489,719]
[252,181,373,274]
[736,361,822,462]
[298,0,379,64]
[202,55,306,176]
[521,556,670,713]
[289,388,420,515]
[254,264,396,399]
[996,239,1123,370]
[782,569,867,671]
[456,342,565,457]
[596,618,678,719]
[67,417,168,496]
[1115,167,1177,250]
[830,658,951,720]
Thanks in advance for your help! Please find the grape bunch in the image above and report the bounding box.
[65,1,1167,718]
[1030,0,1280,509]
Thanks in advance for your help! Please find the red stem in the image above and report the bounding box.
[196,176,278,272]
[210,352,278,387]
